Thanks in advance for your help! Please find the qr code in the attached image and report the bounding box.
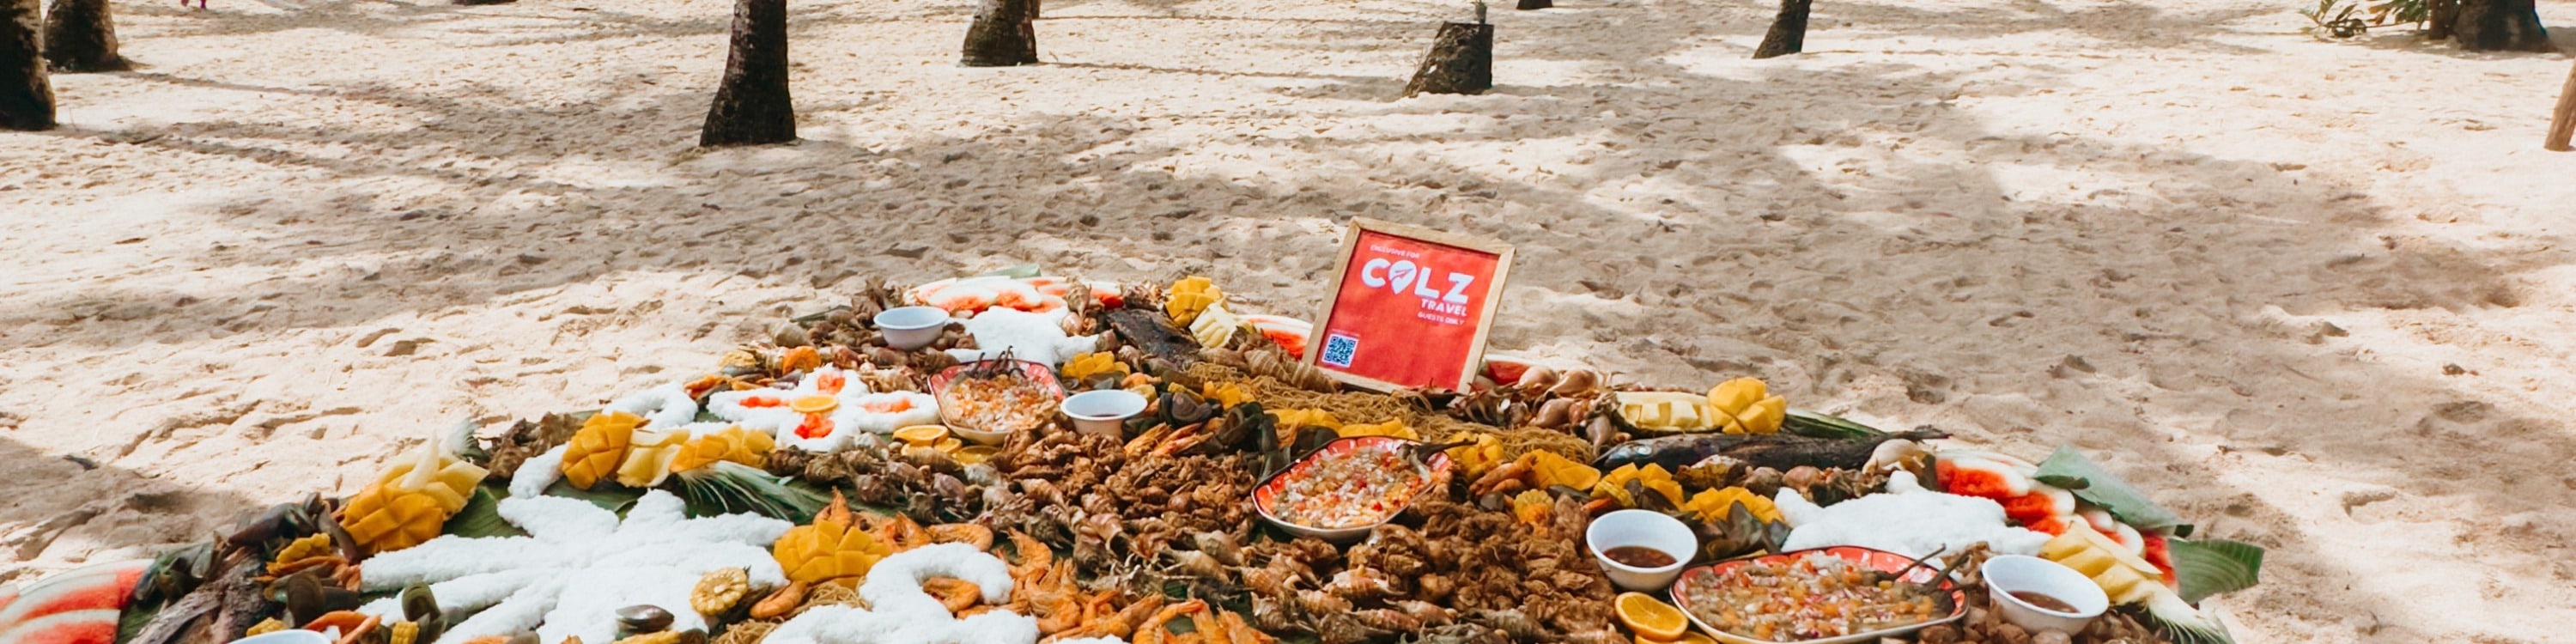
[1321,333,1358,368]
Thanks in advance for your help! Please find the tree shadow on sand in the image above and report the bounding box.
[127,0,793,46]
[0,437,264,583]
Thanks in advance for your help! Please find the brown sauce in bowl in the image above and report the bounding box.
[2009,590,2078,613]
[1603,545,1678,568]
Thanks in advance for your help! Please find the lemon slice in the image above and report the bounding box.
[892,424,949,446]
[1615,592,1690,641]
[791,395,841,415]
[953,446,999,465]
[933,437,963,453]
[1632,631,1715,644]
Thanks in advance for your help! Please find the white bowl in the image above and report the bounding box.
[951,424,1012,446]
[874,306,954,350]
[232,630,332,644]
[1585,509,1697,592]
[1060,389,1146,438]
[1983,555,2109,635]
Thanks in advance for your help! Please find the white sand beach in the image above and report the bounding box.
[2,0,2573,641]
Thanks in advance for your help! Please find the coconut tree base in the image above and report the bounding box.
[2449,0,2552,52]
[700,0,796,147]
[0,0,54,131]
[1404,21,1493,96]
[42,0,131,73]
[960,0,1040,67]
[1753,0,1812,59]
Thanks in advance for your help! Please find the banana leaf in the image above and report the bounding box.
[544,478,647,514]
[1781,409,1888,440]
[974,264,1044,279]
[2032,446,2191,537]
[673,461,834,524]
[116,597,163,644]
[2170,538,2264,604]
[444,484,527,538]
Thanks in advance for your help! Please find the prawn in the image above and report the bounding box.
[1131,598,1205,644]
[1057,594,1163,641]
[1218,610,1273,644]
[1033,592,1084,635]
[921,578,981,614]
[927,523,996,551]
[875,514,929,550]
[1005,530,1056,602]
[1123,424,1176,459]
[1150,424,1208,458]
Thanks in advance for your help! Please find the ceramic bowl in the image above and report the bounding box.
[1060,389,1147,438]
[1669,546,1969,644]
[1252,436,1452,543]
[1585,509,1697,591]
[231,630,332,644]
[1983,555,2109,635]
[928,360,1065,445]
[873,306,954,350]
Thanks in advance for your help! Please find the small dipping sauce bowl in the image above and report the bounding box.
[1983,555,2110,635]
[873,306,953,350]
[1585,509,1697,592]
[1060,389,1147,438]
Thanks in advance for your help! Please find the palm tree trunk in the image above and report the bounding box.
[1753,0,1812,59]
[1,0,55,131]
[2426,0,2456,40]
[43,0,129,73]
[960,0,1039,66]
[700,0,795,146]
[2450,0,2552,52]
[2547,59,2576,151]
[1403,21,1492,96]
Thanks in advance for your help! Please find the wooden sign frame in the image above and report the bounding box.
[1303,218,1516,392]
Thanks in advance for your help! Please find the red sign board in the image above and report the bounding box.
[1305,218,1515,391]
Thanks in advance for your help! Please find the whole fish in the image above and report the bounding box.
[1594,429,1947,472]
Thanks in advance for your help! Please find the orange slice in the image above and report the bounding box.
[933,437,963,453]
[1615,592,1690,641]
[952,446,999,465]
[893,425,949,446]
[1633,631,1715,644]
[791,395,841,415]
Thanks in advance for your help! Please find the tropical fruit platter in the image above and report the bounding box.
[2,270,2266,644]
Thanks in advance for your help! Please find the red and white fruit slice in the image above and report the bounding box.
[0,559,147,644]
[1239,315,1312,359]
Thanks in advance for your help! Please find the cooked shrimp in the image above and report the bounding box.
[1005,530,1054,584]
[921,578,982,614]
[927,523,995,551]
[1133,599,1211,644]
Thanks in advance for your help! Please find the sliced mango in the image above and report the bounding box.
[1616,392,1713,431]
[1707,377,1787,434]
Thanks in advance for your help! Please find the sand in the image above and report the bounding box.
[3,0,2573,641]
